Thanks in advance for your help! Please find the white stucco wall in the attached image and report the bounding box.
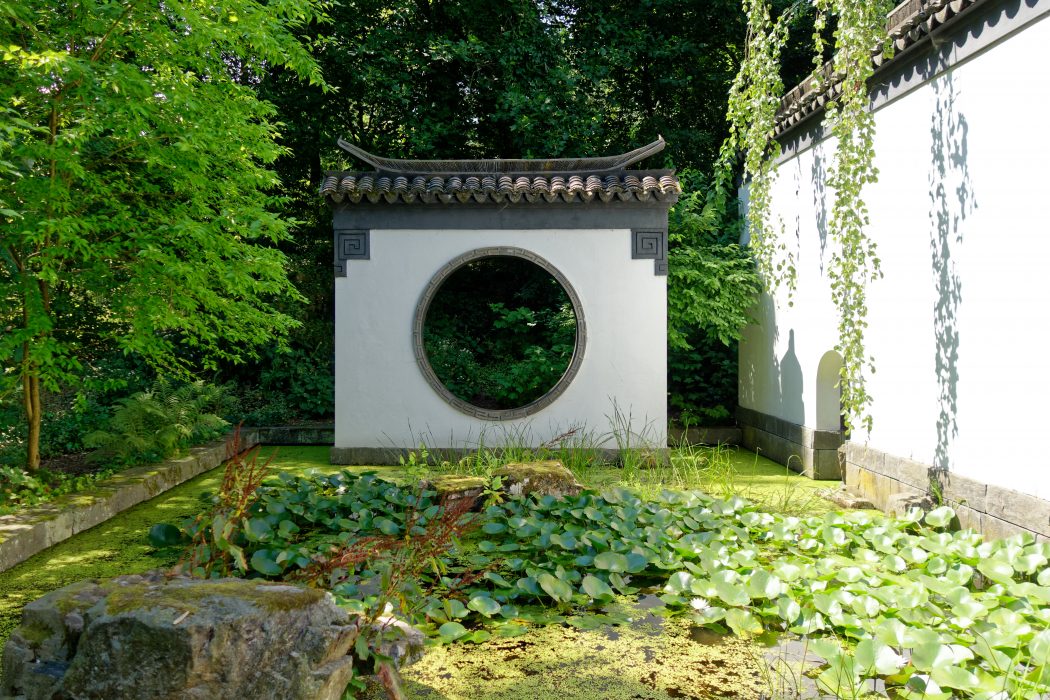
[335,228,667,452]
[740,9,1050,496]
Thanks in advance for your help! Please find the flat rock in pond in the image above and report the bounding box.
[493,461,583,499]
[1,573,423,700]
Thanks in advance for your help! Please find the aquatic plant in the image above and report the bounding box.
[154,469,1050,697]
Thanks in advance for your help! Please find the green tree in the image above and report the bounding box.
[0,0,324,469]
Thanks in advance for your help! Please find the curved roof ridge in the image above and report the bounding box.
[335,137,666,175]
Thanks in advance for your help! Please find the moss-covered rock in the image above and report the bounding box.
[494,461,583,499]
[1,573,422,700]
[424,475,487,508]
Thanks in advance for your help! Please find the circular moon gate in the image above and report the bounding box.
[413,247,587,420]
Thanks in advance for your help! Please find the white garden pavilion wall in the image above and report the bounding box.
[322,141,678,463]
[738,0,1050,538]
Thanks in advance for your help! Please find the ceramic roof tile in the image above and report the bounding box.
[321,169,681,205]
[321,139,680,206]
[774,0,981,136]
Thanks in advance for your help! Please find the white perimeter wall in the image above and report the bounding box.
[740,10,1050,497]
[335,228,667,451]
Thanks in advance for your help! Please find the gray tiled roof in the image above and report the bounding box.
[320,171,681,205]
[775,0,980,136]
[321,138,681,205]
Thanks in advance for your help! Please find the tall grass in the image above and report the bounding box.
[397,409,827,517]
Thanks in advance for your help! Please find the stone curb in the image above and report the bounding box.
[0,429,259,574]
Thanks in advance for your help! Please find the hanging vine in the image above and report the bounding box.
[724,0,895,433]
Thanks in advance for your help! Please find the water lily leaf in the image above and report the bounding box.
[147,523,185,548]
[582,574,614,601]
[1029,630,1050,665]
[882,554,907,572]
[1014,553,1047,574]
[593,552,629,573]
[912,642,972,671]
[777,596,801,623]
[244,517,272,542]
[664,572,695,595]
[468,595,501,617]
[855,638,904,675]
[495,623,529,637]
[484,572,513,588]
[466,630,492,644]
[549,532,576,549]
[691,606,726,624]
[772,561,802,581]
[930,664,978,690]
[725,608,762,636]
[537,572,573,603]
[924,506,955,528]
[850,595,881,618]
[835,566,863,583]
[438,621,468,642]
[714,580,749,607]
[444,599,469,619]
[608,572,634,593]
[516,577,541,596]
[373,517,400,536]
[747,570,784,599]
[815,658,862,697]
[482,521,507,535]
[626,552,650,572]
[808,637,843,662]
[977,558,1014,584]
[899,674,950,700]
[875,618,908,647]
[899,546,928,565]
[1038,568,1050,587]
[249,550,282,576]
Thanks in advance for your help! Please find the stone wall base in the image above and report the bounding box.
[330,446,659,467]
[844,443,1050,541]
[667,426,742,446]
[736,407,843,480]
[255,424,335,445]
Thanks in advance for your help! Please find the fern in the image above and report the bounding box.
[85,380,229,466]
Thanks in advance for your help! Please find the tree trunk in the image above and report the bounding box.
[24,370,42,471]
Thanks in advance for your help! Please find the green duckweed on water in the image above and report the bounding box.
[0,446,360,655]
[383,616,770,700]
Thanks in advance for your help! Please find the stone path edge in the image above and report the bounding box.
[0,429,260,574]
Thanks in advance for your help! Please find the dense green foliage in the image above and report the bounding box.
[0,377,229,511]
[423,257,577,410]
[666,170,762,425]
[0,0,324,468]
[157,470,1050,698]
[0,0,828,475]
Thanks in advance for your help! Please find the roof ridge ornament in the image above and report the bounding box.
[335,137,666,175]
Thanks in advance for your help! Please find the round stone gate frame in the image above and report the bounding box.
[413,246,587,421]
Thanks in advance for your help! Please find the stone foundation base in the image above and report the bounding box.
[844,443,1050,541]
[736,407,843,480]
[330,446,659,467]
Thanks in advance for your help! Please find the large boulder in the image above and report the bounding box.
[493,460,583,499]
[1,573,423,700]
